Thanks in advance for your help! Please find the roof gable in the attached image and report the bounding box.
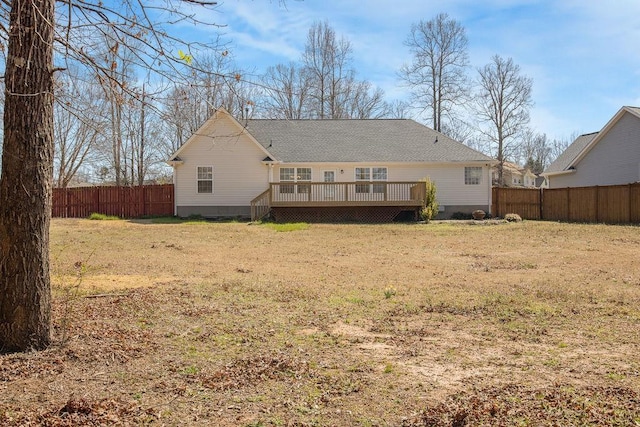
[544,132,598,174]
[166,108,273,163]
[544,106,640,175]
[243,118,492,163]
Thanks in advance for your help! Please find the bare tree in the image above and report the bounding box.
[386,100,412,119]
[302,20,353,119]
[518,129,551,174]
[161,52,255,151]
[441,116,475,145]
[0,0,223,352]
[261,63,311,119]
[475,55,533,186]
[54,70,106,187]
[262,21,389,120]
[340,80,389,119]
[399,13,470,132]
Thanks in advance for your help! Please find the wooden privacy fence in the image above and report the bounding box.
[52,184,174,219]
[492,183,640,224]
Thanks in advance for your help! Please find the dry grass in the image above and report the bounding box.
[1,218,640,426]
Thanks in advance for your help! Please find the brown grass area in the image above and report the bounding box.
[2,218,640,426]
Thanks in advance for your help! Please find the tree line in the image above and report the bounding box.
[2,15,571,190]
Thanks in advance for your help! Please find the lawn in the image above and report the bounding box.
[1,218,639,426]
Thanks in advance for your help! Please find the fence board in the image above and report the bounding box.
[494,183,640,224]
[568,187,597,222]
[52,184,174,219]
[492,187,541,219]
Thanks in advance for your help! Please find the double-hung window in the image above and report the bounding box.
[280,167,312,194]
[355,167,371,193]
[464,167,482,185]
[197,166,213,193]
[296,167,312,194]
[355,167,387,194]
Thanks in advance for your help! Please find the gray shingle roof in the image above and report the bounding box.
[544,132,598,174]
[244,119,492,163]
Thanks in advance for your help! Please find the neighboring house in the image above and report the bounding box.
[492,161,538,188]
[167,108,494,221]
[543,106,640,189]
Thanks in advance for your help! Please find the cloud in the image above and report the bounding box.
[181,0,639,141]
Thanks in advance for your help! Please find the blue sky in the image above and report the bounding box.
[195,0,640,142]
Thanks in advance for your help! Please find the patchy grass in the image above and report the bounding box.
[262,222,310,232]
[148,215,209,224]
[1,219,639,425]
[87,212,120,220]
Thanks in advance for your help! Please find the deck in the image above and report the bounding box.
[251,181,426,222]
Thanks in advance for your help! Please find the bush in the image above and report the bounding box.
[504,213,522,222]
[450,212,473,220]
[420,177,439,223]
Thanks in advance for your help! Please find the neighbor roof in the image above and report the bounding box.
[244,119,492,163]
[544,106,640,176]
[544,132,599,174]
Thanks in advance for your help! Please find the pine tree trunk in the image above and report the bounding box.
[0,0,55,352]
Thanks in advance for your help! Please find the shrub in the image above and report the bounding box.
[420,177,439,223]
[504,213,523,222]
[450,212,472,220]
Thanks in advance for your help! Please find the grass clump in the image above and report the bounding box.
[263,222,309,232]
[88,212,120,220]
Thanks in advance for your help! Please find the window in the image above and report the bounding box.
[355,167,371,193]
[372,167,387,193]
[279,167,295,193]
[464,167,482,185]
[197,166,213,193]
[356,167,387,193]
[296,167,311,194]
[280,167,311,194]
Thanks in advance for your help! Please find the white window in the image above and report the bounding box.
[296,167,312,194]
[197,166,213,193]
[465,167,482,185]
[356,167,387,193]
[280,167,311,194]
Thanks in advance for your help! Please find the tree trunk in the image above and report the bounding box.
[0,0,55,352]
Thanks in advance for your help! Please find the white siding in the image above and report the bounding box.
[174,114,269,207]
[274,162,491,206]
[551,112,640,188]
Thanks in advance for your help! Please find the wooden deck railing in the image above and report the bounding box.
[250,188,272,221]
[251,181,425,220]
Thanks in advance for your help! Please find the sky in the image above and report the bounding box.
[192,0,640,143]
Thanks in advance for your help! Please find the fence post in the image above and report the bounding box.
[65,189,71,218]
[494,187,499,218]
[630,184,634,223]
[539,187,543,220]
[595,186,599,223]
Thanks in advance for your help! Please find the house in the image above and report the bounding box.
[543,106,640,189]
[167,108,494,221]
[492,161,538,188]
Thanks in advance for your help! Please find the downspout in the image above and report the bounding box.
[173,166,178,216]
[487,163,493,216]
